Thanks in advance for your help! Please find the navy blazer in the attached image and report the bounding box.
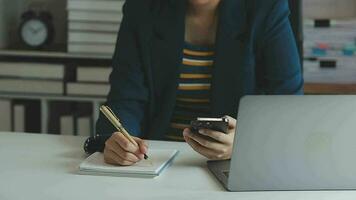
[96,0,304,139]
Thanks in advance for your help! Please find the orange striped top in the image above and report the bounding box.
[166,43,215,141]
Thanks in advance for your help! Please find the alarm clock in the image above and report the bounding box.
[19,10,55,49]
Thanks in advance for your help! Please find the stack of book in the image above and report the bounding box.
[67,0,124,56]
[11,100,41,133]
[0,99,41,133]
[0,62,64,95]
[2,101,28,133]
[60,114,92,136]
[12,103,25,132]
[0,99,11,131]
[67,66,111,96]
[303,19,356,83]
[48,101,93,136]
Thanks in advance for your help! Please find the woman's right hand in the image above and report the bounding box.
[103,132,148,166]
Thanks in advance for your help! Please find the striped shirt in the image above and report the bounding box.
[166,43,215,141]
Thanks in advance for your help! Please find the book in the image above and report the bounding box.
[11,99,41,133]
[0,99,11,131]
[304,19,356,28]
[13,104,25,132]
[68,10,123,23]
[77,116,92,136]
[67,0,125,12]
[68,21,120,32]
[79,149,179,178]
[67,0,123,56]
[68,43,116,55]
[0,62,65,80]
[77,67,111,82]
[304,59,356,83]
[60,115,75,135]
[68,32,117,44]
[67,82,110,96]
[303,16,356,81]
[0,79,63,95]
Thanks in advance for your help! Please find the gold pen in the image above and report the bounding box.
[100,105,148,160]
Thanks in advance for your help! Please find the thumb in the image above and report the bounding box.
[224,115,237,129]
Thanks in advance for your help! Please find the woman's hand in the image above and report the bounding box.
[183,116,237,160]
[103,132,148,166]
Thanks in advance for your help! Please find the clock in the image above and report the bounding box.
[19,10,55,49]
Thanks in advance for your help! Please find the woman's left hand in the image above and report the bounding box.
[183,116,237,160]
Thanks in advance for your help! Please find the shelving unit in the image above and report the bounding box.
[0,0,122,135]
[0,93,105,134]
[303,0,356,94]
[0,49,111,63]
[0,50,112,135]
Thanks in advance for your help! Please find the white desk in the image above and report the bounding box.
[1,132,356,200]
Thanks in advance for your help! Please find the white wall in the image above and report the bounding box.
[0,0,8,48]
[303,0,356,19]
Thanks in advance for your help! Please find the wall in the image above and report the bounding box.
[0,0,8,48]
[303,0,356,19]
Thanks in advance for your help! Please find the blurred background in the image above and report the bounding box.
[0,0,355,136]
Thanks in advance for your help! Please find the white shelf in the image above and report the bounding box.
[0,93,106,102]
[0,49,112,60]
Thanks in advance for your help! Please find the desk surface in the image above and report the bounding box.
[1,132,356,200]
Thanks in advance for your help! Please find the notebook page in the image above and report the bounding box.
[80,149,178,175]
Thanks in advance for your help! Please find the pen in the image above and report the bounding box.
[99,105,149,160]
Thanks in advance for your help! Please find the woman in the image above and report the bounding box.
[96,0,303,166]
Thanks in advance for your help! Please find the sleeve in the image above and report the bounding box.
[259,0,304,95]
[95,1,149,137]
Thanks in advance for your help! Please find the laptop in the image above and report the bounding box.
[208,95,356,191]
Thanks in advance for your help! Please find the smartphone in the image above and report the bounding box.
[190,117,229,134]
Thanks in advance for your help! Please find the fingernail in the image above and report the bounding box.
[183,133,189,140]
[138,154,144,160]
[142,146,147,153]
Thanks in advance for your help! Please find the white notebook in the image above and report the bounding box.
[79,149,179,178]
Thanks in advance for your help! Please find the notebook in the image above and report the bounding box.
[79,149,179,178]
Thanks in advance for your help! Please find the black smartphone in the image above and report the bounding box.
[190,117,229,134]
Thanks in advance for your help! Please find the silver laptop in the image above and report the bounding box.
[208,95,356,191]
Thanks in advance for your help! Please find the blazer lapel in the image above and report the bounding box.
[150,0,186,97]
[148,0,186,139]
[211,0,250,117]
